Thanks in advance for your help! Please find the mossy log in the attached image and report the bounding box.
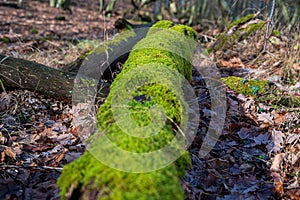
[211,14,265,52]
[0,19,151,101]
[57,20,197,200]
[63,18,154,74]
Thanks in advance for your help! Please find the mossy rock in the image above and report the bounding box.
[58,20,197,200]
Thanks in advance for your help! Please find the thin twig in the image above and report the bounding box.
[263,0,276,52]
[0,79,6,93]
[0,164,63,171]
[0,55,9,64]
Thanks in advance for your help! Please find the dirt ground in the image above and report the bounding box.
[0,0,120,69]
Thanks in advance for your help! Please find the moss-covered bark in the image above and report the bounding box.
[57,21,197,200]
[210,14,265,52]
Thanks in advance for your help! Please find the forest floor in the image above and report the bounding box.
[0,0,299,200]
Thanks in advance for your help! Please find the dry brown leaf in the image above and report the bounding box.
[257,113,274,125]
[270,129,285,153]
[275,180,284,197]
[0,150,5,162]
[219,57,245,68]
[286,188,300,200]
[270,153,285,172]
[2,146,16,160]
[48,148,68,167]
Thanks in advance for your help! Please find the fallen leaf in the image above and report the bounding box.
[274,180,284,197]
[270,153,285,172]
[269,129,285,154]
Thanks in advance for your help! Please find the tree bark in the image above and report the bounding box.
[0,54,76,101]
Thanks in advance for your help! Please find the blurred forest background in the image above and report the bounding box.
[11,0,300,31]
[100,0,300,31]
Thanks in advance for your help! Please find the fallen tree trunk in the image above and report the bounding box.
[0,19,152,101]
[0,54,76,101]
[57,20,198,200]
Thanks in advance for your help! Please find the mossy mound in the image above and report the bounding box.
[221,76,300,107]
[58,20,197,200]
[221,76,269,96]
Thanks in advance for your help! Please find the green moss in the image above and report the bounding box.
[119,24,196,80]
[151,20,173,29]
[221,76,269,96]
[213,21,265,52]
[30,28,38,34]
[211,14,265,52]
[58,152,186,200]
[244,22,265,37]
[96,20,196,156]
[76,40,100,51]
[78,49,93,59]
[229,14,256,28]
[94,30,136,54]
[58,20,197,200]
[171,24,197,40]
[272,29,281,36]
[2,37,10,43]
[96,86,185,153]
[148,20,197,41]
[222,76,300,108]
